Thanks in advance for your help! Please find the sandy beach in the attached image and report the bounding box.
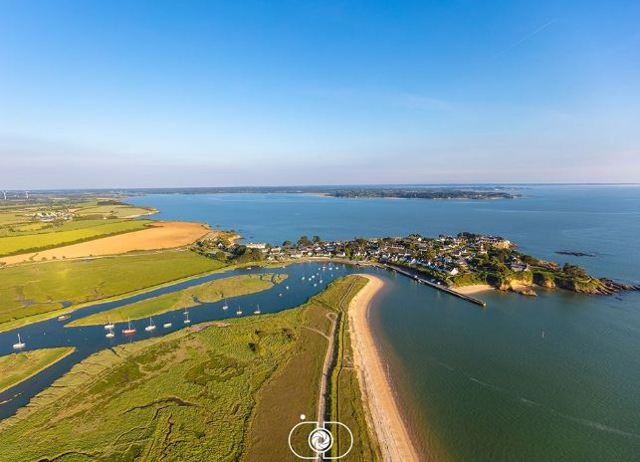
[349,274,421,462]
[451,283,494,295]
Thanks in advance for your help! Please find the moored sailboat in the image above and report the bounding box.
[104,317,115,330]
[144,317,156,332]
[122,318,136,335]
[12,333,26,350]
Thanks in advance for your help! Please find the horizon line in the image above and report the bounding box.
[3,182,640,192]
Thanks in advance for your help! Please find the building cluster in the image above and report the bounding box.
[32,210,73,222]
[198,232,526,278]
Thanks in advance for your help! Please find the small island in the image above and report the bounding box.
[193,232,639,297]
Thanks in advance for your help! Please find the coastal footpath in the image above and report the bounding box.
[349,275,421,462]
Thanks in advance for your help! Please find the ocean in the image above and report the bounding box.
[129,185,640,461]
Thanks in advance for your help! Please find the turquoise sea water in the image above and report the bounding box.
[129,186,640,461]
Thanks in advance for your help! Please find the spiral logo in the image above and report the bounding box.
[308,427,333,452]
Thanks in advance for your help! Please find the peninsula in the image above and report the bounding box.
[195,232,639,297]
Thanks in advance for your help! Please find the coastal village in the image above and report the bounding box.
[193,231,640,297]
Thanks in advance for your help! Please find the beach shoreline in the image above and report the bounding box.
[349,274,422,462]
[451,283,494,295]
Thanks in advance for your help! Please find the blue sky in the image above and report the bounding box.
[1,0,639,188]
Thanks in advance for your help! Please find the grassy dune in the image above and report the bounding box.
[0,347,76,393]
[0,220,151,256]
[0,250,226,331]
[0,277,373,461]
[68,273,288,327]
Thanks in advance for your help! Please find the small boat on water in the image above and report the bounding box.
[222,299,229,310]
[163,322,172,328]
[313,283,317,287]
[253,304,261,315]
[302,276,306,280]
[285,286,289,290]
[12,334,26,350]
[105,328,115,339]
[122,318,136,336]
[144,317,156,332]
[104,318,115,330]
[57,314,71,322]
[183,309,191,324]
[236,307,243,316]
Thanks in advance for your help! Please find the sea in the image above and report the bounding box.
[127,185,640,462]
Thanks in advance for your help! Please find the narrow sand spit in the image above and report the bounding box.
[349,274,421,462]
[0,221,209,265]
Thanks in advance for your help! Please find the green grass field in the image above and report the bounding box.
[68,273,288,327]
[0,212,29,226]
[0,219,152,256]
[0,276,377,462]
[0,250,226,332]
[0,218,141,238]
[0,347,76,393]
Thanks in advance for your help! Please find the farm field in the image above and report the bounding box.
[0,219,151,257]
[0,347,76,394]
[0,211,29,226]
[0,250,226,332]
[73,204,156,219]
[0,221,209,265]
[0,218,143,237]
[68,273,288,327]
[0,276,373,462]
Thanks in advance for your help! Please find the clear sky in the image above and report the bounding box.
[1,0,639,188]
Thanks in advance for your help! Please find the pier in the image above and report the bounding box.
[385,265,487,307]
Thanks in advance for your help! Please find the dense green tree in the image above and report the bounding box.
[297,235,311,246]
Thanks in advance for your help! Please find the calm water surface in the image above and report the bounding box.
[131,186,640,462]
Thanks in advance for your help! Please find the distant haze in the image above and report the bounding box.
[1,1,639,189]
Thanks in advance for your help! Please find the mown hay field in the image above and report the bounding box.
[0,221,209,265]
[0,219,151,256]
